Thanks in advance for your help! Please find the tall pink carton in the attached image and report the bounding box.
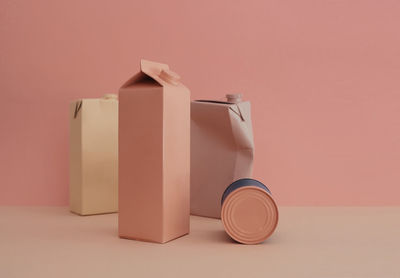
[118,60,190,243]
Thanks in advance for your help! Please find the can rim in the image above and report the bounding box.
[221,178,271,205]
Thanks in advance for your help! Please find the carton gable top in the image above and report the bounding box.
[121,59,184,89]
[192,100,249,122]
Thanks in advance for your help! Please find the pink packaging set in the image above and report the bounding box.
[69,59,278,244]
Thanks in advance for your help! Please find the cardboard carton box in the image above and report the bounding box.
[69,94,118,215]
[119,60,190,243]
[191,94,254,218]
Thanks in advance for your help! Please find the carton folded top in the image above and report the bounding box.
[121,59,184,88]
[193,94,250,122]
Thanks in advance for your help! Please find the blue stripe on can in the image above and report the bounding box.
[221,178,271,205]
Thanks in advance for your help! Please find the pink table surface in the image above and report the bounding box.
[0,206,399,278]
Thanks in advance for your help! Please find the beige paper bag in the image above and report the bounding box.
[69,94,118,215]
[191,94,254,218]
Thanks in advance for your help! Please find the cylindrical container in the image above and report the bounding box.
[221,178,278,244]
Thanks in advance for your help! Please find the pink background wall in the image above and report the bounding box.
[1,0,399,206]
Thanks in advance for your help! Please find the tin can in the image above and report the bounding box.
[221,178,278,244]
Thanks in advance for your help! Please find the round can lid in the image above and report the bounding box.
[221,185,278,244]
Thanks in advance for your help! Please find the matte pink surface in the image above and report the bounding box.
[2,207,400,277]
[1,0,399,205]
